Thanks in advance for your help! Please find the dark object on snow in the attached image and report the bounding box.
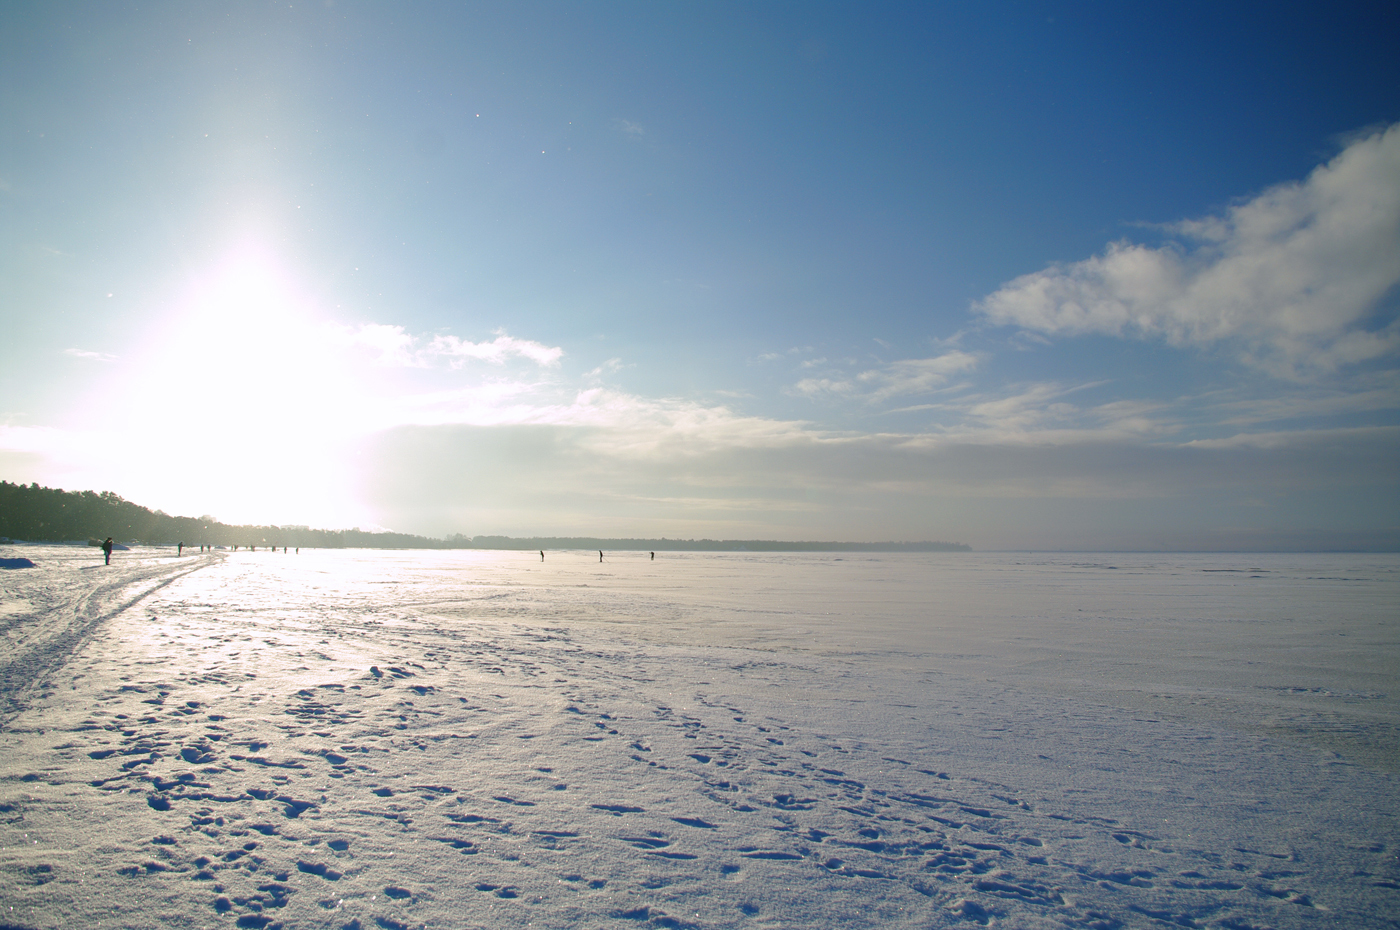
[0,557,36,569]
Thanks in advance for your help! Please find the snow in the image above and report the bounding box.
[1,545,1397,929]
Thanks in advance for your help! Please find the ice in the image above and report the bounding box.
[1,545,1397,928]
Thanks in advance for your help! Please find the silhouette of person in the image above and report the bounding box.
[178,542,183,556]
[540,550,545,561]
[599,550,604,562]
[651,551,655,560]
[102,537,113,565]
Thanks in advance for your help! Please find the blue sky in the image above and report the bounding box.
[2,1,1398,549]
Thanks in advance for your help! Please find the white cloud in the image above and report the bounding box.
[976,123,1400,376]
[902,379,1190,444]
[534,389,817,454]
[962,383,1085,433]
[347,324,417,366]
[790,376,853,398]
[924,369,1400,446]
[791,351,979,402]
[1182,424,1395,451]
[426,331,563,367]
[330,324,565,370]
[857,352,980,401]
[64,348,117,362]
[1209,372,1400,427]
[584,358,624,380]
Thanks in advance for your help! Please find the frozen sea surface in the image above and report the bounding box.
[1,546,1397,929]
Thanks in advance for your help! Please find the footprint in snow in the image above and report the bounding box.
[296,860,342,880]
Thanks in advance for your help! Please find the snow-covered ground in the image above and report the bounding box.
[1,545,1397,929]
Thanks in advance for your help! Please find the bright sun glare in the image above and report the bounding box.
[100,245,373,528]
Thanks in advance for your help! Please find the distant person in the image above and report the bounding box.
[296,547,299,554]
[651,551,655,560]
[540,550,545,561]
[178,542,183,556]
[102,537,113,565]
[599,550,604,562]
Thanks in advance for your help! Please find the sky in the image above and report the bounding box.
[2,1,1398,551]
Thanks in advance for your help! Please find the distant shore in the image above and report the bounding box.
[0,481,970,552]
[0,535,970,554]
[461,536,970,552]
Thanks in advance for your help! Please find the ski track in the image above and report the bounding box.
[0,552,222,720]
[0,549,1397,929]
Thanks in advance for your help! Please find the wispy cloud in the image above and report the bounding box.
[960,382,1091,433]
[976,123,1400,377]
[898,380,1178,442]
[1207,371,1400,427]
[756,346,813,362]
[65,348,117,362]
[427,331,563,367]
[584,357,624,380]
[346,324,416,366]
[858,353,980,401]
[921,371,1400,445]
[337,325,564,369]
[791,351,979,402]
[614,118,645,138]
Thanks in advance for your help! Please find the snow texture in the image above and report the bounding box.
[1,545,1397,929]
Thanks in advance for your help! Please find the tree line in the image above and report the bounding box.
[0,481,450,550]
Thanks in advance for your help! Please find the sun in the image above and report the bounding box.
[99,244,373,528]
